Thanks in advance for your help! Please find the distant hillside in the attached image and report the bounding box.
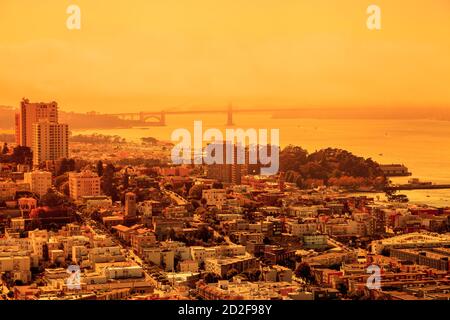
[0,107,139,130]
[60,112,140,129]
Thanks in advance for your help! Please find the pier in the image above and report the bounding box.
[385,184,450,191]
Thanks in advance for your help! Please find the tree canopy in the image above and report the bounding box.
[280,146,386,190]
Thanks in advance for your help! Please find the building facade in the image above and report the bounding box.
[19,98,58,148]
[69,171,101,200]
[32,122,69,165]
[24,171,52,197]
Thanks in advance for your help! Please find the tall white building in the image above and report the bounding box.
[24,171,52,197]
[69,170,101,200]
[32,122,69,165]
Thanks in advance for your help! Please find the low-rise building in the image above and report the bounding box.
[205,254,258,278]
[202,189,227,209]
[24,171,52,197]
[179,260,199,273]
[262,265,293,282]
[303,234,328,249]
[390,248,450,271]
[88,246,126,265]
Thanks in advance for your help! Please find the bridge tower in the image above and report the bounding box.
[226,104,234,126]
[160,111,166,126]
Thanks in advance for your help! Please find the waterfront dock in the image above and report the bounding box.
[385,184,450,191]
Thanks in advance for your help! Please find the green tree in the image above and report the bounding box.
[202,272,220,284]
[212,182,223,189]
[198,226,212,243]
[1,142,8,155]
[141,137,158,145]
[381,248,390,257]
[168,228,176,241]
[188,184,205,200]
[244,268,261,281]
[226,268,239,280]
[279,145,309,172]
[40,190,68,207]
[58,158,70,175]
[96,160,104,176]
[336,282,348,295]
[295,175,304,188]
[103,163,115,176]
[11,146,32,165]
[295,262,315,284]
[68,158,76,171]
[54,174,68,189]
[102,163,116,197]
[123,173,130,189]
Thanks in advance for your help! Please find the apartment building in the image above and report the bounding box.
[18,98,58,148]
[24,170,52,197]
[32,122,69,165]
[204,255,258,278]
[0,255,32,283]
[287,221,319,237]
[68,170,101,200]
[88,246,126,264]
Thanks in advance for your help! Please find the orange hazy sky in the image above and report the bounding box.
[0,0,449,113]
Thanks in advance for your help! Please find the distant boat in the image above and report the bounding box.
[408,178,433,186]
[387,194,409,203]
[379,153,383,156]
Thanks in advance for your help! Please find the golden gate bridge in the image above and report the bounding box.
[110,105,297,126]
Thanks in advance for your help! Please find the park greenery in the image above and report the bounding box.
[279,145,387,190]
